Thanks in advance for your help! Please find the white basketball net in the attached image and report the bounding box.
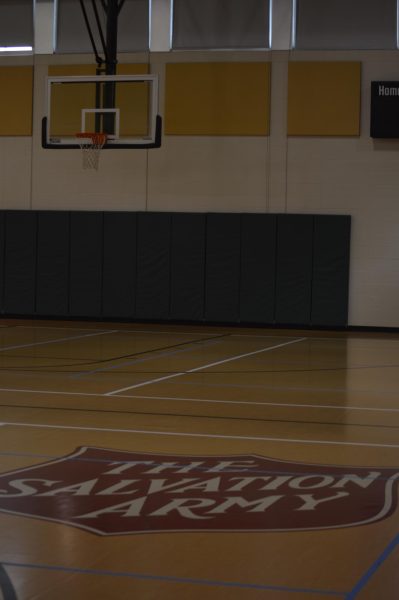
[76,133,107,170]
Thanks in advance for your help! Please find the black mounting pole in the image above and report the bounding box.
[91,0,108,64]
[79,0,103,68]
[103,0,119,135]
[105,0,118,76]
[89,0,108,132]
[118,0,126,14]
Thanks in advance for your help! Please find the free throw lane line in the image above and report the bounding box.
[104,338,306,396]
[1,387,399,414]
[0,330,117,353]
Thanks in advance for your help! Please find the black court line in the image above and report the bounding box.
[0,564,17,600]
[1,403,398,430]
[0,354,94,361]
[0,334,229,371]
[1,363,399,374]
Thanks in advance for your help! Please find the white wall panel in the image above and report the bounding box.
[32,149,148,211]
[0,138,32,209]
[147,136,269,213]
[285,51,399,327]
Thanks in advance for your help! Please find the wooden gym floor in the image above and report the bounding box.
[0,319,398,599]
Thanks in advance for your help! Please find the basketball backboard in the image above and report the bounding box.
[42,74,161,149]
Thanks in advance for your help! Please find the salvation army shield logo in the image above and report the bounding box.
[0,447,398,536]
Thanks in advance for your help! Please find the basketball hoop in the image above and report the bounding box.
[76,132,108,170]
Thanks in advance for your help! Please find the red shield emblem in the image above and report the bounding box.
[0,447,398,535]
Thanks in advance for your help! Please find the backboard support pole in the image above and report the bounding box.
[42,1,162,151]
[105,0,119,76]
[104,0,119,133]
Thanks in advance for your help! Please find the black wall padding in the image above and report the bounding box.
[205,213,241,322]
[311,215,351,326]
[240,214,276,323]
[69,212,103,317]
[4,211,37,314]
[0,210,351,327]
[103,212,137,318]
[36,212,69,316]
[135,212,171,319]
[0,212,4,312]
[170,213,206,320]
[275,215,314,325]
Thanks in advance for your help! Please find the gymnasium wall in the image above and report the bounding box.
[0,50,398,327]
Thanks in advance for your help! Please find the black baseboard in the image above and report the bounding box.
[1,314,398,334]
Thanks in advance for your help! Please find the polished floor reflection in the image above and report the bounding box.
[0,319,398,599]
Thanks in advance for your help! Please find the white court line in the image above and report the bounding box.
[169,379,399,397]
[0,329,117,353]
[118,394,399,414]
[16,326,111,332]
[2,420,399,449]
[105,338,306,396]
[12,324,399,343]
[72,338,222,379]
[234,334,348,341]
[16,324,346,341]
[16,325,337,341]
[112,330,221,337]
[234,333,399,344]
[1,386,399,414]
[16,325,218,337]
[0,388,101,397]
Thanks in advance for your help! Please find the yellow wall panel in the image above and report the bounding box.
[115,64,149,137]
[287,62,361,136]
[0,67,33,136]
[48,65,96,77]
[165,62,270,136]
[117,64,149,75]
[48,64,149,137]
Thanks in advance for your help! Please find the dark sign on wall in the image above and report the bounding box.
[370,81,399,138]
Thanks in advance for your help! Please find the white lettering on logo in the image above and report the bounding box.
[207,495,283,514]
[97,480,140,496]
[165,478,221,493]
[77,497,147,519]
[296,492,349,511]
[332,472,381,489]
[103,461,154,475]
[289,476,335,489]
[0,479,59,497]
[149,498,215,519]
[39,478,98,496]
[147,478,197,494]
